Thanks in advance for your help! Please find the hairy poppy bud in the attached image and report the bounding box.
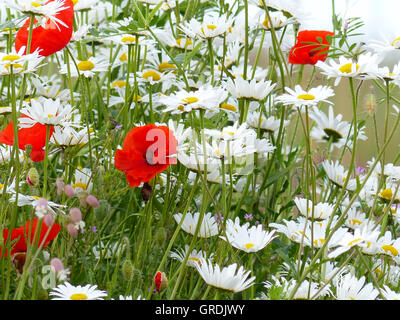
[154,271,168,292]
[121,259,134,281]
[27,167,39,186]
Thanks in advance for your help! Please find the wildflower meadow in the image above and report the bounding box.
[1,0,400,302]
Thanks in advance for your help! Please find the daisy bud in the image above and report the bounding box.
[121,259,134,281]
[69,207,82,223]
[64,184,75,198]
[50,258,65,274]
[141,182,152,202]
[27,167,39,186]
[66,223,78,238]
[86,195,100,208]
[365,92,376,115]
[154,271,168,292]
[154,227,167,247]
[56,178,64,196]
[43,214,54,227]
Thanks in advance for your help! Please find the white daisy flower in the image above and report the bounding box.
[8,193,66,216]
[169,245,213,268]
[294,197,335,220]
[180,13,233,40]
[162,86,228,113]
[59,56,109,78]
[322,160,357,191]
[225,77,276,101]
[173,212,220,238]
[246,112,290,137]
[275,85,334,108]
[92,241,126,260]
[0,47,44,75]
[5,0,72,30]
[137,68,176,91]
[18,98,76,129]
[50,282,107,300]
[334,273,378,300]
[315,52,382,86]
[380,285,400,300]
[195,258,255,293]
[72,167,93,194]
[220,217,277,253]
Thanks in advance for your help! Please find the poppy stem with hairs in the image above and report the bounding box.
[42,125,52,197]
[26,14,35,55]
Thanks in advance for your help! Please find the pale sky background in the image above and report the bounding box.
[301,0,400,43]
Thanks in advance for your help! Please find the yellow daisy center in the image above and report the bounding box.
[132,94,142,102]
[245,243,255,250]
[121,36,136,44]
[391,37,400,48]
[313,238,325,246]
[119,53,128,62]
[297,94,315,100]
[158,62,177,73]
[188,257,201,264]
[112,80,127,88]
[201,24,217,34]
[4,63,24,71]
[347,238,362,246]
[382,244,399,256]
[31,2,42,7]
[72,0,79,4]
[47,114,54,118]
[72,182,87,190]
[380,188,393,200]
[77,60,95,71]
[70,293,88,300]
[339,63,360,74]
[220,103,237,112]
[2,55,20,62]
[182,97,198,104]
[350,219,362,225]
[142,70,161,81]
[176,38,193,46]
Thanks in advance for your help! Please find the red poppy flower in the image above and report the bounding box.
[15,0,74,57]
[115,124,178,187]
[1,218,61,258]
[289,30,334,65]
[0,114,54,162]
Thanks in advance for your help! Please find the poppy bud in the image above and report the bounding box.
[66,223,78,238]
[69,208,82,223]
[141,182,152,202]
[27,167,39,186]
[154,271,168,292]
[121,259,134,281]
[64,184,75,198]
[86,195,100,208]
[154,227,167,247]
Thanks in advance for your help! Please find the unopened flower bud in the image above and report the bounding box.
[27,167,39,186]
[56,178,64,196]
[141,182,152,202]
[69,207,82,223]
[43,214,54,227]
[121,259,134,281]
[154,227,167,247]
[64,184,75,198]
[50,258,65,273]
[66,223,78,238]
[365,92,376,115]
[86,195,100,208]
[154,271,168,292]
